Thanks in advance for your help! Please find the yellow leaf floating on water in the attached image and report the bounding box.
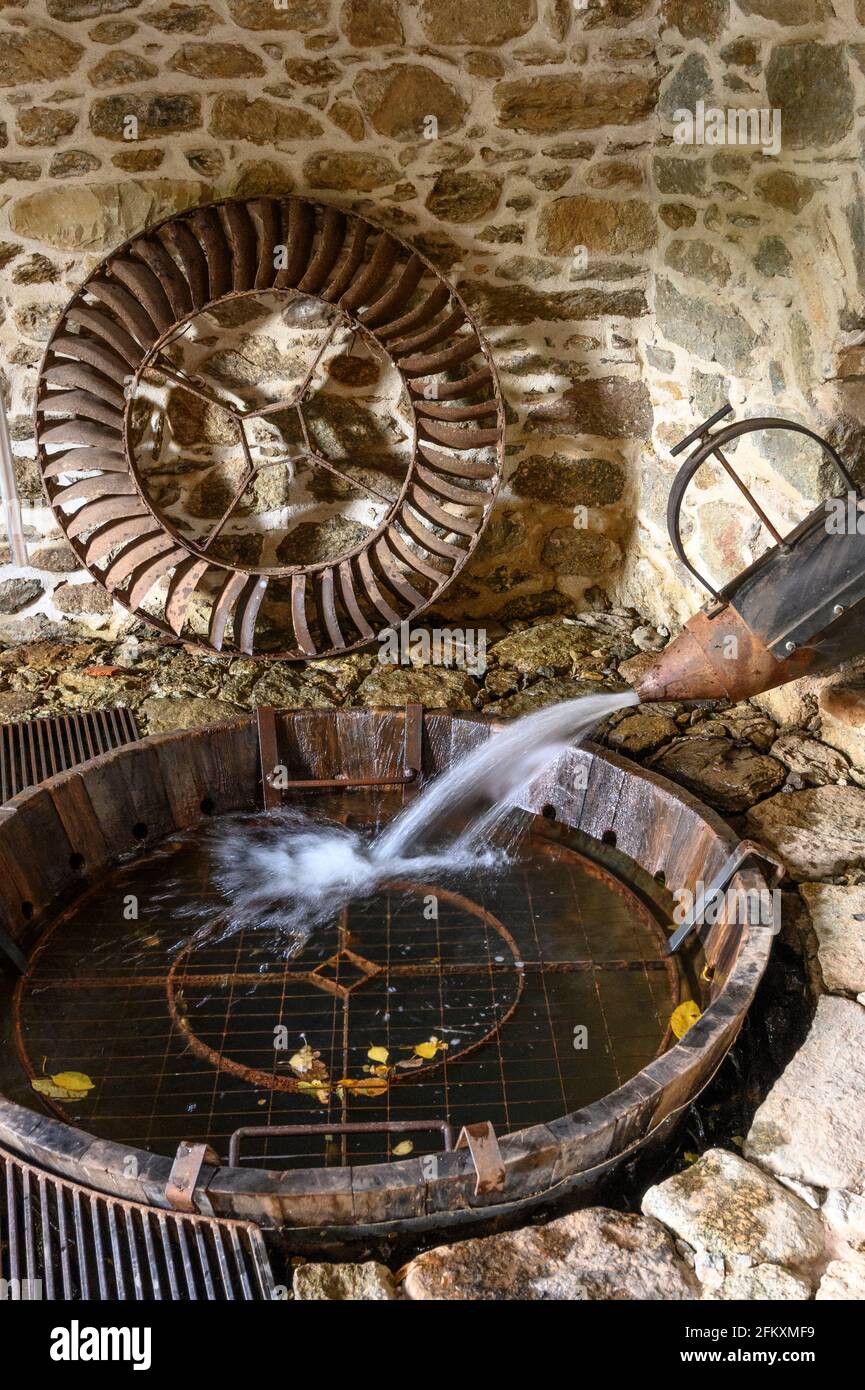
[367,1046,390,1064]
[392,1140,414,1156]
[354,1079,388,1098]
[32,1079,76,1101]
[413,1036,449,1060]
[670,1000,702,1039]
[51,1071,94,1092]
[32,1070,95,1102]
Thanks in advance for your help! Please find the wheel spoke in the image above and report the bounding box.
[201,467,255,551]
[148,358,240,416]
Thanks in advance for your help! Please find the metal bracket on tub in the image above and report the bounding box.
[166,1140,220,1212]
[256,702,424,808]
[228,1119,454,1168]
[665,838,786,955]
[455,1121,506,1196]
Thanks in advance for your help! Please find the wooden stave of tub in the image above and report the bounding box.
[0,709,773,1234]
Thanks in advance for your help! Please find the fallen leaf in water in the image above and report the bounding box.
[670,1001,702,1039]
[296,1080,330,1103]
[367,1046,389,1064]
[413,1036,449,1060]
[32,1070,95,1101]
[32,1079,76,1101]
[353,1079,388,1098]
[51,1071,94,1093]
[395,1056,424,1071]
[683,1151,700,1165]
[392,1140,414,1156]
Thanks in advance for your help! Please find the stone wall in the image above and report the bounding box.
[631,0,865,634]
[0,0,863,651]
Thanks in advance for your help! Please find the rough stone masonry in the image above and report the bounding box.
[0,0,863,719]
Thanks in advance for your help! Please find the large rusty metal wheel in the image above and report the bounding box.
[34,197,505,659]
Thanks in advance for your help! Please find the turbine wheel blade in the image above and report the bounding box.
[109,257,174,335]
[37,390,124,430]
[410,484,479,538]
[390,307,466,359]
[291,571,317,656]
[85,517,158,566]
[164,555,210,634]
[159,219,209,309]
[357,548,401,627]
[41,362,126,411]
[359,254,425,330]
[189,207,232,301]
[400,505,464,561]
[43,449,131,478]
[51,474,138,508]
[235,574,268,655]
[87,278,158,349]
[413,397,499,422]
[274,198,315,289]
[40,421,124,451]
[416,463,489,506]
[385,524,449,583]
[127,545,187,611]
[130,237,193,320]
[49,335,131,387]
[339,233,400,312]
[248,198,280,290]
[417,442,496,479]
[103,530,177,591]
[63,306,143,369]
[408,365,494,402]
[399,335,481,379]
[209,570,249,652]
[66,495,147,540]
[338,560,374,641]
[418,419,500,449]
[374,536,426,608]
[319,567,345,649]
[321,216,370,302]
[297,205,346,295]
[222,200,258,292]
[376,281,450,342]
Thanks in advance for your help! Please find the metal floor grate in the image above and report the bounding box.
[0,1144,277,1301]
[0,707,139,804]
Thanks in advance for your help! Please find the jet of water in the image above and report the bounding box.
[376,690,637,858]
[208,688,637,947]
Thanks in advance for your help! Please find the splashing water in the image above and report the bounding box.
[208,689,638,948]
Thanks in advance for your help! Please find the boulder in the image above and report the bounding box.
[139,696,244,735]
[745,785,865,879]
[650,736,786,812]
[769,734,849,785]
[799,883,865,994]
[489,619,617,676]
[353,664,479,710]
[292,1261,397,1300]
[745,996,865,1192]
[707,1265,812,1301]
[403,1208,697,1300]
[816,1254,865,1300]
[607,711,678,756]
[642,1149,825,1275]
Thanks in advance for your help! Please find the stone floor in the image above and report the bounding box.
[3,608,865,1300]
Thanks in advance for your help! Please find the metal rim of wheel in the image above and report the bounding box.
[34,196,506,660]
